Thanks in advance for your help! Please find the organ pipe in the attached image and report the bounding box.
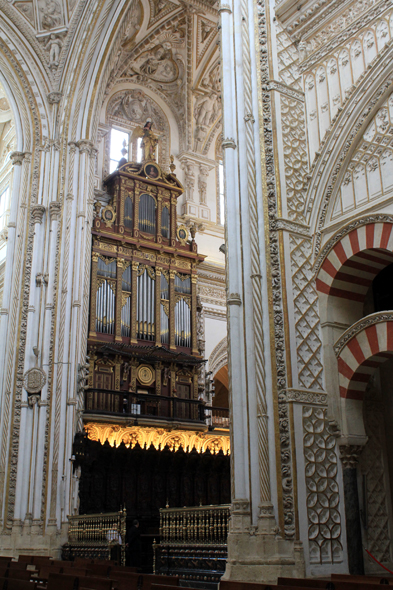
[138,193,156,234]
[161,206,170,238]
[124,196,133,229]
[96,280,115,334]
[174,273,191,294]
[137,268,155,340]
[96,258,117,334]
[175,298,191,347]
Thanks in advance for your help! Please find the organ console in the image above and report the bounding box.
[86,150,206,422]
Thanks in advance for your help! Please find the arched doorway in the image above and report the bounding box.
[316,223,393,573]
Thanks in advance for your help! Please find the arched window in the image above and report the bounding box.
[110,128,129,172]
[124,196,133,230]
[139,193,156,234]
[161,205,170,238]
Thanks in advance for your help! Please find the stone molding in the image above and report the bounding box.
[227,293,241,306]
[266,80,304,102]
[274,218,310,237]
[209,337,228,376]
[298,0,393,73]
[257,0,296,539]
[279,388,327,406]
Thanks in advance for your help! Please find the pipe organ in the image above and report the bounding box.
[87,159,205,422]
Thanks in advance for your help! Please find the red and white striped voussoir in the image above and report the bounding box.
[338,319,393,399]
[316,222,393,300]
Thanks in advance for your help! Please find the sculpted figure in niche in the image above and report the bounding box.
[45,34,63,67]
[193,93,220,151]
[130,119,159,162]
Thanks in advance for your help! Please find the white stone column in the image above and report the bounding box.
[0,152,28,406]
[31,200,61,526]
[13,204,46,524]
[219,0,305,579]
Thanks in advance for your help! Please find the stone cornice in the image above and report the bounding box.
[274,217,310,237]
[278,388,327,406]
[265,80,304,102]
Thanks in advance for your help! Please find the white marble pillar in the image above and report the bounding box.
[219,0,305,580]
[13,204,46,524]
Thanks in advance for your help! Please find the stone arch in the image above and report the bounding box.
[336,314,393,400]
[208,336,227,376]
[316,220,393,305]
[105,87,171,169]
[334,313,393,441]
[314,219,393,440]
[304,41,393,251]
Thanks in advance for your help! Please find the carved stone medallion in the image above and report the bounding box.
[23,368,46,393]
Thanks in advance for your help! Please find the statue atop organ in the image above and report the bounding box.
[86,140,206,423]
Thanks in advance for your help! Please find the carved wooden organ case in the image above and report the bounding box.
[86,161,206,422]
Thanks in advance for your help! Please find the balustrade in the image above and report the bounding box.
[64,508,126,564]
[85,388,205,423]
[159,504,230,546]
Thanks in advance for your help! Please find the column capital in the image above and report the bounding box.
[49,201,61,221]
[31,205,46,224]
[10,151,26,166]
[339,444,364,469]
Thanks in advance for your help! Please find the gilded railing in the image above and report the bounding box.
[66,508,126,565]
[159,504,230,546]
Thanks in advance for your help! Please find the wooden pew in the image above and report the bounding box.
[331,576,393,586]
[220,581,275,590]
[85,565,111,578]
[78,577,114,590]
[61,569,88,578]
[7,580,38,590]
[7,570,32,581]
[47,573,79,590]
[279,578,393,590]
